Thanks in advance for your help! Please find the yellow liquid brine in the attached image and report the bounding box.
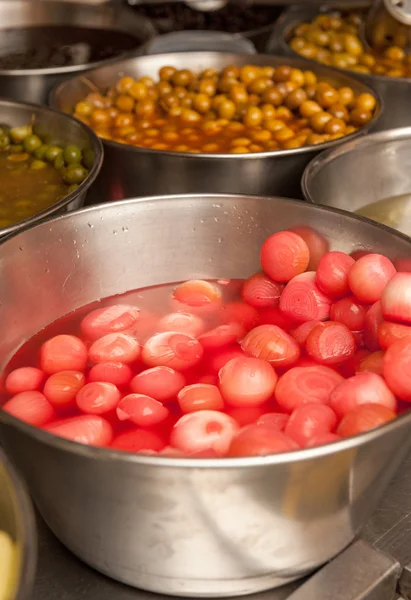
[355,193,411,236]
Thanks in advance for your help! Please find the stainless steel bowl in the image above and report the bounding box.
[125,0,283,53]
[302,126,411,232]
[50,52,381,201]
[1,194,411,597]
[0,0,156,105]
[0,98,103,239]
[268,5,410,133]
[0,448,37,600]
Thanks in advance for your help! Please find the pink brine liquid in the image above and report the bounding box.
[1,227,411,458]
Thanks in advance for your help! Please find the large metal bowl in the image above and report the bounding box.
[50,52,381,200]
[0,448,37,600]
[302,126,411,233]
[1,194,411,597]
[0,0,156,105]
[268,5,410,133]
[0,98,103,239]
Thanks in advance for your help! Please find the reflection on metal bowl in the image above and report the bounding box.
[0,448,37,600]
[268,5,411,132]
[1,195,411,596]
[0,98,103,239]
[302,126,411,236]
[0,0,156,105]
[50,52,381,201]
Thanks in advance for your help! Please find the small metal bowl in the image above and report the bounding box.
[0,0,156,105]
[0,448,37,600]
[268,5,411,132]
[0,98,103,239]
[50,51,381,201]
[302,126,411,235]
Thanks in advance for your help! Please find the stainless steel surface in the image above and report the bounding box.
[29,449,411,600]
[364,0,411,53]
[50,52,381,201]
[0,0,156,105]
[0,98,103,239]
[302,126,411,219]
[384,0,411,23]
[0,448,37,600]
[269,5,411,132]
[286,541,401,600]
[142,31,257,53]
[1,194,411,596]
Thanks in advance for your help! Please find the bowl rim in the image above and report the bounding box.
[273,4,411,85]
[301,125,411,203]
[0,0,157,77]
[1,192,411,470]
[0,97,104,239]
[49,50,384,160]
[0,448,37,600]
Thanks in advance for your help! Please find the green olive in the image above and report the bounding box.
[30,159,47,170]
[0,134,10,150]
[62,165,89,185]
[67,183,79,194]
[23,134,42,153]
[63,145,82,165]
[10,144,23,154]
[82,148,95,170]
[10,126,31,143]
[34,145,48,160]
[54,154,65,170]
[45,146,63,163]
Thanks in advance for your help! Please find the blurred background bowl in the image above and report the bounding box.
[302,126,411,235]
[0,448,37,600]
[0,98,103,239]
[2,195,411,596]
[50,51,381,201]
[268,5,411,132]
[0,0,156,105]
[125,0,283,53]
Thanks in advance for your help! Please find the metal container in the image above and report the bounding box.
[125,0,283,53]
[1,194,411,597]
[0,448,37,600]
[302,126,411,228]
[141,30,257,54]
[50,52,381,200]
[268,5,411,132]
[0,0,156,105]
[0,98,103,239]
